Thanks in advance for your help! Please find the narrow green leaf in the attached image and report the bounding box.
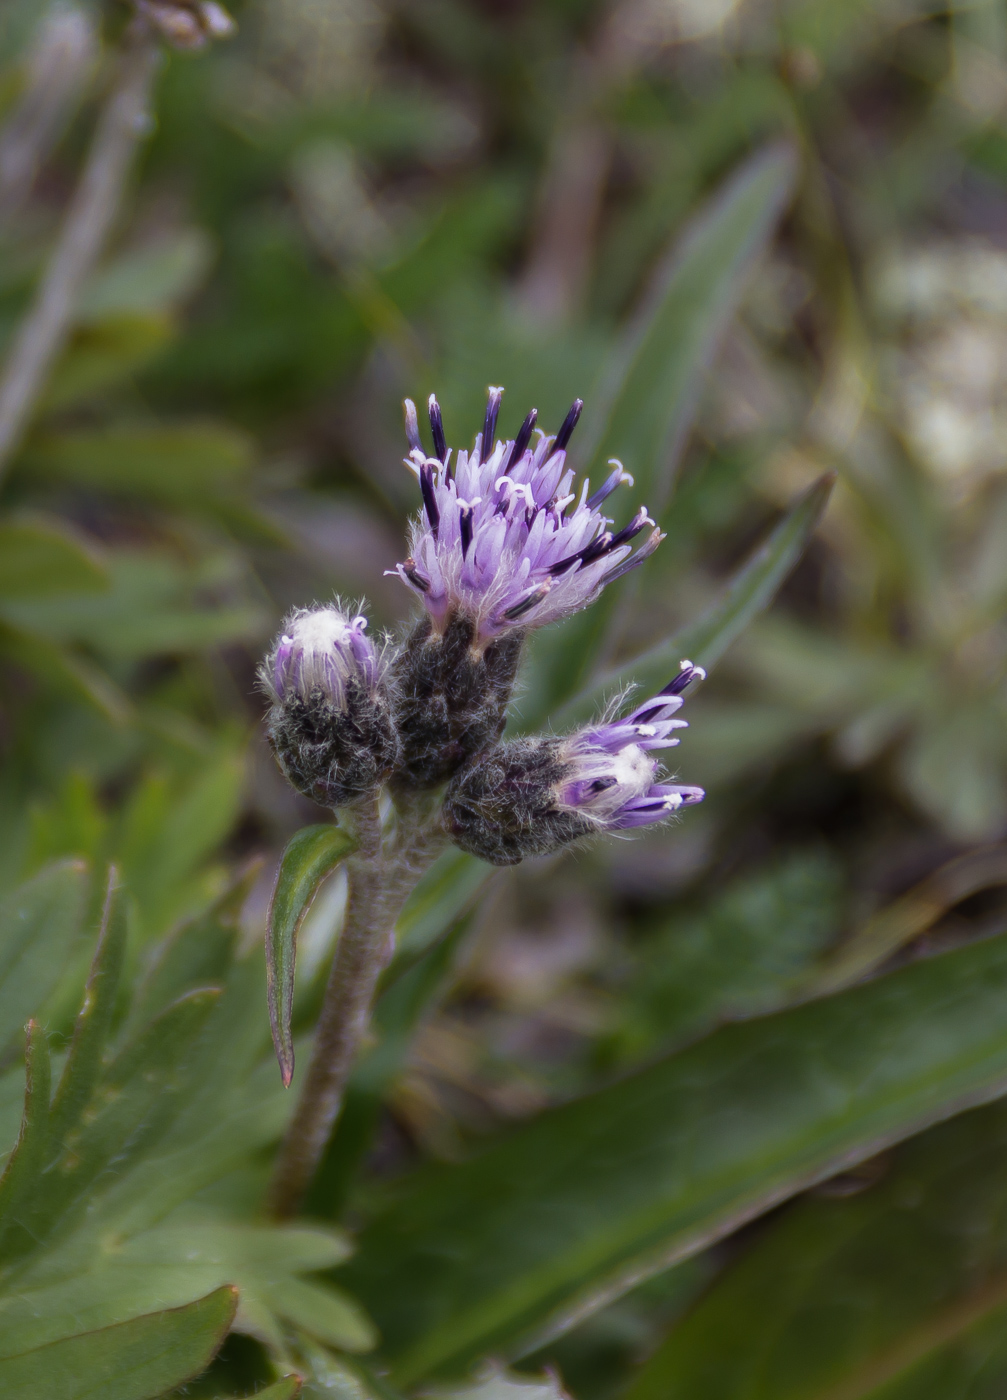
[0,551,265,660]
[804,845,1007,999]
[42,315,174,414]
[623,1101,1007,1400]
[0,623,132,723]
[267,824,358,1088]
[0,517,107,598]
[76,229,213,323]
[47,868,127,1152]
[0,1285,237,1400]
[20,424,255,506]
[0,860,88,1051]
[0,1021,51,1244]
[523,143,800,715]
[554,472,835,728]
[582,141,799,511]
[344,929,1007,1385]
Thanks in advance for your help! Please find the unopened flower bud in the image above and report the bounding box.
[261,606,399,809]
[444,663,705,865]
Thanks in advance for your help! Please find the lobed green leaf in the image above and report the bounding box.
[0,1285,237,1400]
[0,860,88,1052]
[0,1021,51,1250]
[46,869,127,1153]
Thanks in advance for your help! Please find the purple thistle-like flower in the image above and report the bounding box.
[443,661,705,865]
[390,388,664,644]
[556,662,706,832]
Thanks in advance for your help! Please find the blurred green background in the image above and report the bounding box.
[5,0,1007,1395]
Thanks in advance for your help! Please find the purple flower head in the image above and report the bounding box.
[556,661,706,831]
[264,605,380,707]
[389,387,664,645]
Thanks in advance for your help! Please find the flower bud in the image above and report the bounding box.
[261,606,399,809]
[444,663,705,865]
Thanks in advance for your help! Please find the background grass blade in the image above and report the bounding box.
[582,141,800,511]
[267,824,357,1087]
[343,929,1007,1385]
[623,1100,1007,1400]
[553,472,835,727]
[523,143,801,715]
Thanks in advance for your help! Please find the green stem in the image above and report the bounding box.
[268,797,445,1218]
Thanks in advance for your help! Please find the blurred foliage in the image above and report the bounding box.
[3,0,1007,1394]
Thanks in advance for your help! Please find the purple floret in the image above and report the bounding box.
[266,606,380,707]
[557,661,706,831]
[389,387,664,643]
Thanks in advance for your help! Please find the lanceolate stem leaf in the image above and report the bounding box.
[267,824,358,1088]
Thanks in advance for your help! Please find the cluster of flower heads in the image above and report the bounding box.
[262,388,704,860]
[390,389,663,643]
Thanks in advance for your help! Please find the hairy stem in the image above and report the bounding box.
[268,799,445,1217]
[0,6,97,229]
[0,26,159,478]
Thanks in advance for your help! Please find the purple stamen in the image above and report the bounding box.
[587,461,631,511]
[503,582,551,620]
[547,398,583,459]
[420,462,440,537]
[577,531,615,567]
[549,525,608,576]
[403,559,430,592]
[606,506,651,551]
[662,661,706,697]
[507,408,538,469]
[460,505,474,558]
[481,387,503,463]
[599,528,664,586]
[428,394,447,463]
